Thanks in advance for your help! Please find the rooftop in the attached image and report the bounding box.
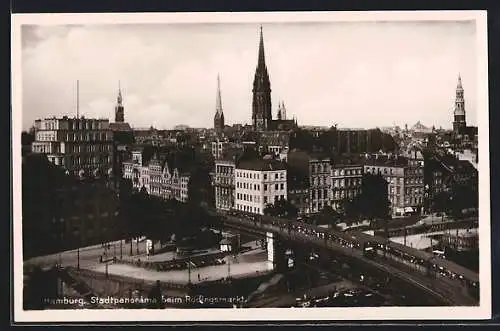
[109,122,133,132]
[362,154,409,167]
[237,158,287,171]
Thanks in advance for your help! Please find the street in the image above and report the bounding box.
[24,240,148,270]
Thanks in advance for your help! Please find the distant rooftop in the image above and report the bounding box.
[109,122,132,132]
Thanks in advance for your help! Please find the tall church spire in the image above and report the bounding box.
[115,80,124,123]
[214,74,225,134]
[216,73,223,114]
[257,25,266,70]
[252,25,272,131]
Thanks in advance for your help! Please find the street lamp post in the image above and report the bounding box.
[77,246,80,270]
[120,239,123,260]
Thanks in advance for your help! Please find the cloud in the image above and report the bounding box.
[21,21,479,131]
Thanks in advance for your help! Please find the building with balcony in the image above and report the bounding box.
[214,159,236,211]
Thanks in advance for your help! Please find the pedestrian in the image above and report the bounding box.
[198,273,200,281]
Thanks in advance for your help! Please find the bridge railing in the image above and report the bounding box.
[221,211,479,305]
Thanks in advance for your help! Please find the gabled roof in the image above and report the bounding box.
[109,122,132,132]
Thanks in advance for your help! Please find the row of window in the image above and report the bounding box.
[67,155,112,166]
[36,132,58,142]
[332,168,363,176]
[236,193,285,204]
[58,132,112,142]
[236,204,261,214]
[310,163,331,174]
[215,165,234,174]
[64,143,112,153]
[236,182,286,191]
[32,143,54,154]
[236,171,286,180]
[215,177,233,185]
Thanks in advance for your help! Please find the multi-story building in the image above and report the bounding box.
[330,160,363,210]
[423,147,478,213]
[31,116,114,176]
[363,154,424,216]
[403,149,425,212]
[214,159,236,211]
[122,150,191,203]
[309,156,333,213]
[234,157,287,214]
[22,154,119,258]
[211,138,228,160]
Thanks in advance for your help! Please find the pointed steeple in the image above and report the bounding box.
[457,73,463,89]
[214,74,225,134]
[257,25,266,70]
[216,74,223,115]
[252,25,272,131]
[117,80,123,105]
[114,80,125,123]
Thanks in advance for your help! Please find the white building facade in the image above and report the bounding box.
[234,159,287,215]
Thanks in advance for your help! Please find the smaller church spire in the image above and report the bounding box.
[117,80,123,105]
[115,80,125,123]
[214,74,225,134]
[216,74,223,115]
[457,73,463,89]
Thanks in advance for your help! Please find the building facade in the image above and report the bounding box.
[211,138,228,160]
[214,159,236,211]
[122,150,191,203]
[234,158,287,214]
[308,157,333,213]
[330,162,363,210]
[22,154,119,257]
[31,116,114,176]
[363,154,424,216]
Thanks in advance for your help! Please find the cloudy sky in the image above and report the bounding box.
[21,20,478,130]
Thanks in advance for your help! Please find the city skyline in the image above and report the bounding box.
[21,21,478,131]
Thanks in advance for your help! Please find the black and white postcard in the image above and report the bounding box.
[11,10,491,322]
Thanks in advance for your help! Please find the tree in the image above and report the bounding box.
[432,190,451,216]
[357,174,391,228]
[263,198,298,218]
[339,197,362,224]
[318,205,342,226]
